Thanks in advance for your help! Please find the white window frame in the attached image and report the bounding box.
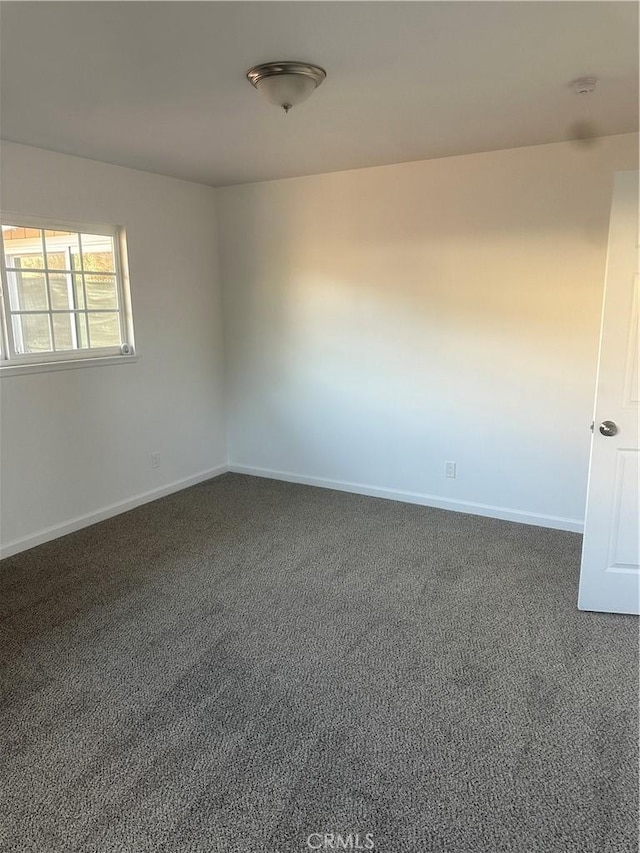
[0,212,136,375]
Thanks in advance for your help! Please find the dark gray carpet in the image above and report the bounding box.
[1,473,637,853]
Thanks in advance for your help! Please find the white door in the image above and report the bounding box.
[578,171,639,614]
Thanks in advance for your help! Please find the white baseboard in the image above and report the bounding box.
[229,464,584,533]
[0,464,229,559]
[1,461,583,560]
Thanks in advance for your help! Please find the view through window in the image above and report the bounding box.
[0,220,133,365]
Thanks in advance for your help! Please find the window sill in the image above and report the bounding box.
[0,354,139,377]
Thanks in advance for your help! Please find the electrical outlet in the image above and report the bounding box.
[151,452,161,469]
[445,461,456,479]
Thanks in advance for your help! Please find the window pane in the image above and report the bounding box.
[49,273,75,310]
[8,249,46,271]
[77,313,89,349]
[13,313,52,353]
[73,275,86,309]
[85,274,118,310]
[7,270,48,310]
[3,227,45,270]
[44,230,78,270]
[87,312,120,348]
[80,234,115,272]
[45,252,67,270]
[2,224,33,240]
[52,312,77,351]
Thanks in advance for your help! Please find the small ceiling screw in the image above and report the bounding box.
[572,77,598,95]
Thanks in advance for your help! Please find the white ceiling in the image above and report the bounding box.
[1,2,637,187]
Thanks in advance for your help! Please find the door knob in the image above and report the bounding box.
[599,420,618,437]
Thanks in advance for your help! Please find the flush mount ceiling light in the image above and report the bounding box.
[246,61,326,113]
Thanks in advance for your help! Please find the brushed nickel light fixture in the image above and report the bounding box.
[246,61,326,113]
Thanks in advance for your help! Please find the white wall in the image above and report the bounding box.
[2,135,637,552]
[0,142,226,554]
[217,133,639,530]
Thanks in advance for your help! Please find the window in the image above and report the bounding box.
[0,214,135,370]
